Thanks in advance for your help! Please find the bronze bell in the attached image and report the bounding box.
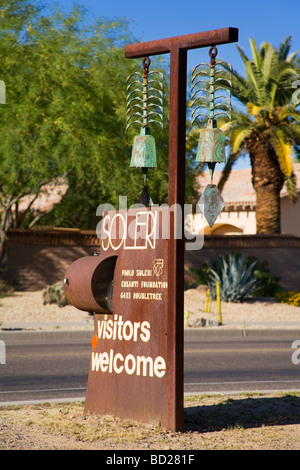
[130,126,157,169]
[195,118,226,180]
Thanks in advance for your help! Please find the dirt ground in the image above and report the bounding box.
[1,393,300,450]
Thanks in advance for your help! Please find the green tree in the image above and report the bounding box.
[217,38,300,234]
[0,1,138,265]
[1,1,199,271]
[0,0,200,273]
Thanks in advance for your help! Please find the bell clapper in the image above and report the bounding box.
[207,162,216,185]
[142,167,148,185]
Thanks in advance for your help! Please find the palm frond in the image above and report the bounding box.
[285,172,298,202]
[261,43,276,84]
[235,38,299,111]
[287,51,299,63]
[231,126,253,154]
[249,38,263,70]
[271,127,294,177]
[219,121,233,133]
[247,102,263,117]
[281,105,300,121]
[269,63,298,108]
[236,44,251,67]
[278,36,293,61]
[244,60,264,105]
[230,72,253,105]
[217,152,240,192]
[291,121,300,143]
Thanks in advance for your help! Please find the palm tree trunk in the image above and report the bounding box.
[254,179,282,234]
[248,133,285,234]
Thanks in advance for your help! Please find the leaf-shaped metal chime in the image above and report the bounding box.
[191,46,232,227]
[126,57,163,205]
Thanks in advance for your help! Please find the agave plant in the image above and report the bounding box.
[207,252,261,302]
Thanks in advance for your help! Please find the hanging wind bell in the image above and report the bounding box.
[126,57,163,205]
[191,46,232,227]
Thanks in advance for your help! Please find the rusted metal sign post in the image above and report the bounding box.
[64,27,238,433]
[124,27,238,431]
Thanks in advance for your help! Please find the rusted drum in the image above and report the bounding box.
[63,255,118,314]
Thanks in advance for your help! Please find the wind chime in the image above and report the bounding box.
[191,46,232,227]
[126,57,163,205]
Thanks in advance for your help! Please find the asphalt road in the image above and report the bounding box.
[0,333,300,404]
[184,337,300,395]
[0,341,90,403]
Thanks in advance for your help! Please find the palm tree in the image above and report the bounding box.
[218,37,300,234]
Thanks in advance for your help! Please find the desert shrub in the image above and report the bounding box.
[246,257,281,298]
[0,279,15,298]
[43,282,69,307]
[189,255,224,286]
[275,291,300,307]
[190,251,282,301]
[207,252,261,302]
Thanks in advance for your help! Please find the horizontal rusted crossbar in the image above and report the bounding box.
[124,27,238,58]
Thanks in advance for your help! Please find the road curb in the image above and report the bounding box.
[1,327,300,344]
[184,328,300,339]
[0,329,94,344]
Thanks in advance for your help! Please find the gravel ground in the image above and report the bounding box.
[184,287,300,329]
[1,287,299,330]
[0,290,93,330]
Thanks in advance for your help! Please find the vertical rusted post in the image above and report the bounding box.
[166,45,187,431]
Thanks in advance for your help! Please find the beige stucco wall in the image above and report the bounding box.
[187,209,256,236]
[281,196,300,236]
[188,195,300,236]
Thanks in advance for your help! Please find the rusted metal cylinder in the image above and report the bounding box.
[63,255,117,314]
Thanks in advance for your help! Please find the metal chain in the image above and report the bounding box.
[143,57,151,77]
[209,46,218,67]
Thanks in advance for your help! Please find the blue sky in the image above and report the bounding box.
[44,0,300,169]
[45,0,300,71]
